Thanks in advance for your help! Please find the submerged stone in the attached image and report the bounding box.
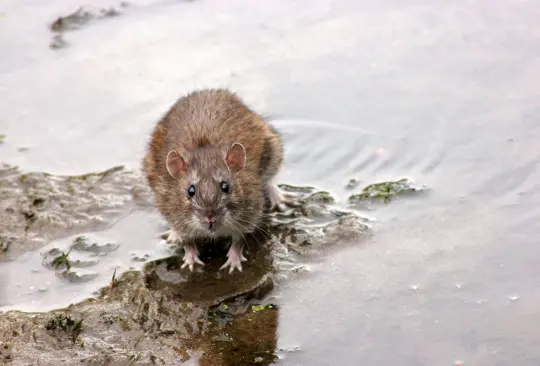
[71,235,120,254]
[57,268,100,283]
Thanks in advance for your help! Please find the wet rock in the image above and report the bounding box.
[0,235,14,254]
[57,268,100,283]
[43,247,101,271]
[348,177,427,205]
[144,233,275,308]
[345,177,360,190]
[48,4,126,50]
[0,163,19,179]
[45,313,84,343]
[273,189,337,219]
[131,252,151,262]
[0,271,192,365]
[322,214,371,244]
[71,234,120,254]
[49,5,121,33]
[303,191,335,205]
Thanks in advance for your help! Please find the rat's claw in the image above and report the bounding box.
[181,245,204,272]
[220,255,247,273]
[220,245,247,274]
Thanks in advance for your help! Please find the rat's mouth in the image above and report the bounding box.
[205,220,221,232]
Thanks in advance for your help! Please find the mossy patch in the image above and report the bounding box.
[348,178,426,205]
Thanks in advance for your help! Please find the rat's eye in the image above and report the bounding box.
[220,181,230,194]
[187,184,196,197]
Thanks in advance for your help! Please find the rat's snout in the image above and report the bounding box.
[197,208,222,230]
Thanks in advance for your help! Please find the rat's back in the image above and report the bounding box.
[166,89,267,149]
[149,89,276,179]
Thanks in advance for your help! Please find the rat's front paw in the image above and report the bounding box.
[220,247,247,274]
[267,183,298,212]
[181,245,204,272]
[161,228,182,244]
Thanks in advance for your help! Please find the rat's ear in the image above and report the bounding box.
[166,150,187,179]
[225,142,246,173]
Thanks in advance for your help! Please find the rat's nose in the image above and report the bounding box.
[205,216,216,223]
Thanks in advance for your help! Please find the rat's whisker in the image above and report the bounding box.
[234,217,273,239]
[230,219,265,248]
[226,218,249,246]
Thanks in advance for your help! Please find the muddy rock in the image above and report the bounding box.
[144,236,275,308]
[47,3,131,50]
[49,5,122,33]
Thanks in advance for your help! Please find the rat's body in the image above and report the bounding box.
[143,89,293,273]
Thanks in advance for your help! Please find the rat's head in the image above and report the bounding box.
[165,142,246,236]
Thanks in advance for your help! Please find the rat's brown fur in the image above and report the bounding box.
[143,89,286,271]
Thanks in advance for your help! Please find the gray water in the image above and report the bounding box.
[2,0,540,364]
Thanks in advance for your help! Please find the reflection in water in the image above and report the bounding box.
[145,229,280,365]
[144,230,276,307]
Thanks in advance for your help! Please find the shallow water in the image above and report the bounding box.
[1,0,540,364]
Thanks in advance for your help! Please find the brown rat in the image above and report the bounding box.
[143,88,294,273]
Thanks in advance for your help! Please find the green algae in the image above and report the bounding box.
[348,178,426,205]
[52,248,72,271]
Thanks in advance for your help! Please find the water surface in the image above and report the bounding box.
[1,0,540,364]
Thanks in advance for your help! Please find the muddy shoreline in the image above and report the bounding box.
[0,161,409,365]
